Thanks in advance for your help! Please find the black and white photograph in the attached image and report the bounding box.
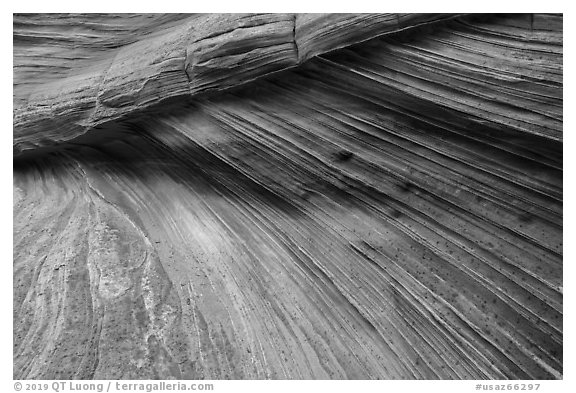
[8,3,570,390]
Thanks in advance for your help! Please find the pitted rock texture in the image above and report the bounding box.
[13,14,562,380]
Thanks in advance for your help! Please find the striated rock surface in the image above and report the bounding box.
[13,13,458,155]
[13,14,562,380]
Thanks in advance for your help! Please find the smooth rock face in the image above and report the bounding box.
[13,14,562,380]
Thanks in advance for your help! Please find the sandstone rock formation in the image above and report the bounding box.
[13,13,562,380]
[14,13,458,155]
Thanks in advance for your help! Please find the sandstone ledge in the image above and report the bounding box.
[14,13,459,155]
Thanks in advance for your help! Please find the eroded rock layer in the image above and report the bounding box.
[13,13,458,155]
[13,14,562,380]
